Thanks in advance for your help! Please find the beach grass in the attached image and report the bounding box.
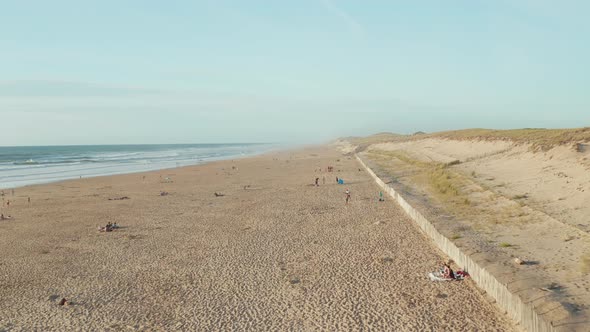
[347,127,590,153]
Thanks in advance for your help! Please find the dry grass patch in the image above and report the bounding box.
[580,254,590,275]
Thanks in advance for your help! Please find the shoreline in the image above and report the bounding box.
[0,146,516,331]
[0,144,288,191]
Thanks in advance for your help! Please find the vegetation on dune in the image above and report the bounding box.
[431,128,590,151]
[581,254,590,275]
[343,127,590,152]
[365,149,531,227]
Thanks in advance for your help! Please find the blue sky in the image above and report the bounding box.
[1,0,589,145]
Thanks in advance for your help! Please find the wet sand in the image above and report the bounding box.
[0,147,515,331]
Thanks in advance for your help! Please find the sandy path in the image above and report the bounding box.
[0,147,515,331]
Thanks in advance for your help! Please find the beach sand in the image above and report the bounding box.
[0,147,515,331]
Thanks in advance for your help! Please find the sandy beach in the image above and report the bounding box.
[0,146,515,331]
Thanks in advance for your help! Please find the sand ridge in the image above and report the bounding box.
[0,147,515,331]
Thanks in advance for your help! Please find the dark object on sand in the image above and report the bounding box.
[108,196,130,201]
[160,191,169,196]
[58,298,68,306]
[98,222,119,232]
[214,192,225,197]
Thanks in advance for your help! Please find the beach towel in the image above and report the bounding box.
[428,272,454,282]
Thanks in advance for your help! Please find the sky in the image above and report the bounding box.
[1,0,589,146]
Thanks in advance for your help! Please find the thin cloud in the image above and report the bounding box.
[0,80,164,97]
[320,0,364,37]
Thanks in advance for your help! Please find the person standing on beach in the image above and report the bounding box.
[345,189,351,204]
[315,177,319,186]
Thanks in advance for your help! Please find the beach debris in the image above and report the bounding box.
[214,192,225,197]
[108,196,130,201]
[289,277,301,284]
[0,214,12,220]
[159,191,169,196]
[58,298,68,306]
[513,257,525,265]
[381,257,394,264]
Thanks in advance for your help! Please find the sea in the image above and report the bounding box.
[0,143,278,189]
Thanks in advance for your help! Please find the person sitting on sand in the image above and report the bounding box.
[442,261,455,279]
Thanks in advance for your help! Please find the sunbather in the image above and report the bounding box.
[442,262,455,279]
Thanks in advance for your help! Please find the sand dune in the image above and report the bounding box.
[356,133,590,329]
[0,147,514,331]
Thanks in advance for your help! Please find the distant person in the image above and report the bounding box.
[6,200,9,208]
[336,177,339,183]
[28,197,31,204]
[345,189,351,204]
[315,177,319,186]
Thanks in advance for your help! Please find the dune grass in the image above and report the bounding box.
[365,148,532,228]
[346,127,590,153]
[581,254,590,275]
[415,128,590,151]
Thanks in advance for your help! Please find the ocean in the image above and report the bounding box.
[0,143,277,189]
